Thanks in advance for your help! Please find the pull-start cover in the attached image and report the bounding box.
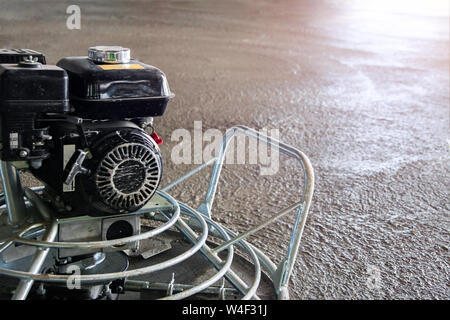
[78,128,163,215]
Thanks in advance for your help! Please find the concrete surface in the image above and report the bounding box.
[0,0,448,299]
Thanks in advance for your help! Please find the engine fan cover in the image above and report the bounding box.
[80,128,162,215]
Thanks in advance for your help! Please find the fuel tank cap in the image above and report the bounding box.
[88,46,130,64]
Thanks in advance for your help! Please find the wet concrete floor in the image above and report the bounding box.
[0,0,448,299]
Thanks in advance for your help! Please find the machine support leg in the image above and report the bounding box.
[11,221,58,300]
[0,161,27,226]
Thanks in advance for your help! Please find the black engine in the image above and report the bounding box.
[0,47,172,216]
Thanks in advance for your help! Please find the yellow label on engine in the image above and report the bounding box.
[99,64,144,70]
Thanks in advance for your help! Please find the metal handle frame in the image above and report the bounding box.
[162,125,315,298]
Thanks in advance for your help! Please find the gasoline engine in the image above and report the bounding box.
[0,47,174,299]
[0,47,172,217]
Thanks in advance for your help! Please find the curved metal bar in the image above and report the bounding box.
[12,221,58,300]
[11,193,57,300]
[199,125,310,216]
[0,204,208,283]
[160,206,235,300]
[12,191,180,249]
[176,203,262,300]
[202,214,261,300]
[0,222,47,254]
[198,125,314,297]
[212,202,303,253]
[161,157,217,192]
[209,223,277,283]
